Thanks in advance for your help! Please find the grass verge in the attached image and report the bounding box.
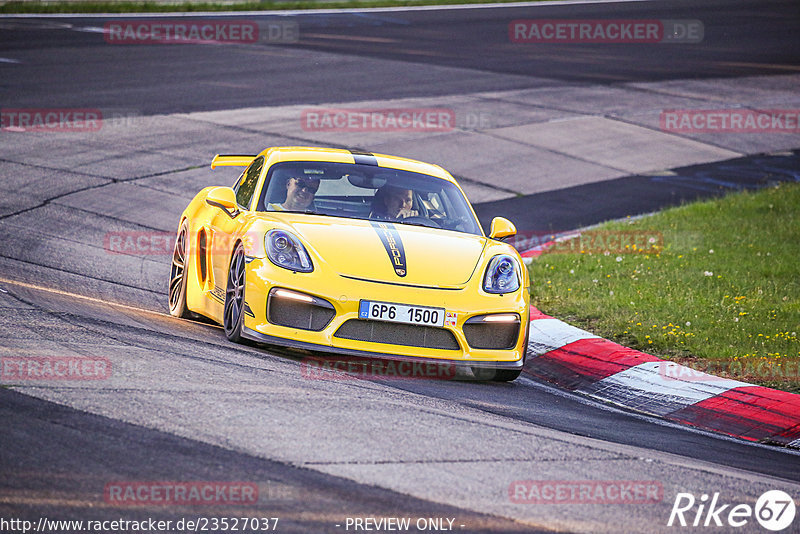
[527,182,800,393]
[0,0,538,14]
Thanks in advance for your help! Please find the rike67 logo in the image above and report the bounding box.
[668,490,796,531]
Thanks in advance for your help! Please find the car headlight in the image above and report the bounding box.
[483,254,520,294]
[265,230,313,273]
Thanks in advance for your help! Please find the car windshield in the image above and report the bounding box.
[257,161,483,235]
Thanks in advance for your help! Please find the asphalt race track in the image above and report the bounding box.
[2,0,800,112]
[2,0,800,532]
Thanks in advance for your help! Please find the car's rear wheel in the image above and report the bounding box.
[224,242,246,343]
[169,221,192,318]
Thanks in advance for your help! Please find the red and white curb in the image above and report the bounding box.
[523,308,800,449]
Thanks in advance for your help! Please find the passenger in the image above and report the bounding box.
[371,185,418,220]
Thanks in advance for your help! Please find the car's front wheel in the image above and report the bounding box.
[492,369,522,382]
[223,242,246,343]
[169,221,192,318]
[472,367,521,382]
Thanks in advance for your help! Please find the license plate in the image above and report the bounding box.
[359,300,445,327]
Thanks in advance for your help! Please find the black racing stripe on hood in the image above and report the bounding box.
[369,221,407,278]
[349,150,378,166]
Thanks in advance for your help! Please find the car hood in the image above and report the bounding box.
[287,218,487,287]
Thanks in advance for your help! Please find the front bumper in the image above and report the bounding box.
[242,258,529,366]
[241,327,524,370]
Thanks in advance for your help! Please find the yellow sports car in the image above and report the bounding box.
[169,147,529,381]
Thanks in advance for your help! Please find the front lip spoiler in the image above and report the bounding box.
[241,326,523,370]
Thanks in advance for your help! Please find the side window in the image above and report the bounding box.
[234,156,264,209]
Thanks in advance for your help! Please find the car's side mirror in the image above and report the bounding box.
[206,187,239,218]
[489,217,516,240]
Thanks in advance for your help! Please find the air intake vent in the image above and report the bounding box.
[463,314,520,350]
[267,288,335,331]
[335,320,459,350]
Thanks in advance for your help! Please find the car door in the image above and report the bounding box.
[207,156,265,312]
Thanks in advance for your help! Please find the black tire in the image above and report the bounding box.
[492,369,522,382]
[471,325,527,382]
[471,367,522,382]
[168,221,193,318]
[521,318,530,366]
[223,242,246,343]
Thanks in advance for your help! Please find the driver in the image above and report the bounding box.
[268,176,320,211]
[371,185,418,220]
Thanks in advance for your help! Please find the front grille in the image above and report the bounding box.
[334,320,460,350]
[463,314,520,350]
[267,289,335,331]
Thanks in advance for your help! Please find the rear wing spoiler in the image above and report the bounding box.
[210,154,257,169]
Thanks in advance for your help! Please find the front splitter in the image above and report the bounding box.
[241,326,524,370]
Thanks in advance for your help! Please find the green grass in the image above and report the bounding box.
[0,0,540,14]
[527,182,800,393]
